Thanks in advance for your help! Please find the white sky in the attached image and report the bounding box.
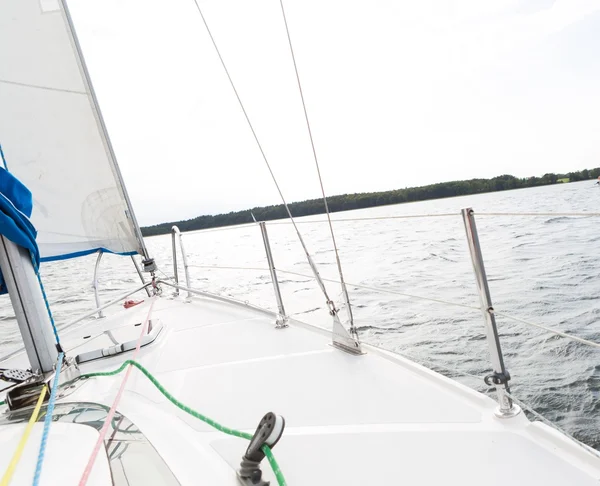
[68,0,600,226]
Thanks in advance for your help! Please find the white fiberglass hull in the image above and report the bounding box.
[1,294,599,485]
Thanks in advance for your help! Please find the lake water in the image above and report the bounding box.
[2,180,600,448]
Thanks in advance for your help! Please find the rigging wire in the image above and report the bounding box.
[277,0,355,334]
[190,0,337,311]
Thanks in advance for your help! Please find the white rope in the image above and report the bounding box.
[276,269,481,311]
[492,310,600,349]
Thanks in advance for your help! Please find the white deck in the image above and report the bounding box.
[2,294,600,485]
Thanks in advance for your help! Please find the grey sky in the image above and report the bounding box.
[69,0,600,226]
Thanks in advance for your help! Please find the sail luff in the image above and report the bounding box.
[59,0,149,260]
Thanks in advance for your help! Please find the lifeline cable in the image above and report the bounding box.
[278,0,356,333]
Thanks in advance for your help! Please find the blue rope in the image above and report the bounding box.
[32,352,64,486]
[0,143,7,170]
[30,254,62,348]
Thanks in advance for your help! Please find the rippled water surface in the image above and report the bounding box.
[2,180,600,448]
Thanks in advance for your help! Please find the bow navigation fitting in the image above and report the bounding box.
[237,412,285,486]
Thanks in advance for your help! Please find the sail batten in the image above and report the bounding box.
[0,0,147,261]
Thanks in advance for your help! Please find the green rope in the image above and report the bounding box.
[78,360,287,486]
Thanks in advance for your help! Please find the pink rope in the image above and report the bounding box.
[78,298,156,485]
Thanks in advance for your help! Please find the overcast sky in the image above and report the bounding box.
[68,0,600,226]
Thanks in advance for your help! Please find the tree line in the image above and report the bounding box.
[141,167,600,237]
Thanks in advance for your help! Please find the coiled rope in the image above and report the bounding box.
[77,359,287,486]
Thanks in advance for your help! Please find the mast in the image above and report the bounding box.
[0,237,58,373]
[0,0,153,374]
[60,0,150,261]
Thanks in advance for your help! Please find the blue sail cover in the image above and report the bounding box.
[0,167,39,294]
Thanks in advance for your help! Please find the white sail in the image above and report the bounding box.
[0,0,145,261]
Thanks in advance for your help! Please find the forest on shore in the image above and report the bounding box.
[141,168,600,236]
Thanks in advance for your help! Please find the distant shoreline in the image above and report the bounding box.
[141,168,599,236]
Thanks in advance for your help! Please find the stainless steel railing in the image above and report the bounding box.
[461,208,518,417]
[166,207,600,420]
[259,221,288,328]
[3,206,596,451]
[171,225,191,299]
[92,253,151,318]
[92,250,105,319]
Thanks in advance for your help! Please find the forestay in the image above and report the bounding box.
[0,0,144,261]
